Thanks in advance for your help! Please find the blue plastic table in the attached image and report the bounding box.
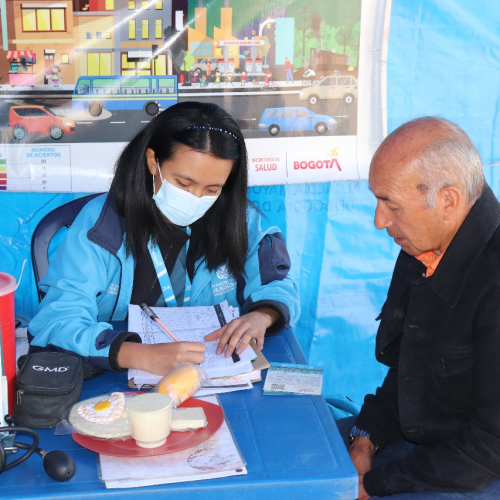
[0,329,357,499]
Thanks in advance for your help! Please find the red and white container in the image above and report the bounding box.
[0,272,17,414]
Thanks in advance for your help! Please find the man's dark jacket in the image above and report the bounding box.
[356,185,500,496]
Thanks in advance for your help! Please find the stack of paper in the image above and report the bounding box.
[128,301,265,392]
[196,369,262,398]
[98,396,247,488]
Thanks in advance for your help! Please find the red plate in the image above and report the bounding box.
[72,398,224,457]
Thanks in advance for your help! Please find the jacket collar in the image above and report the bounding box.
[423,185,500,308]
[87,195,126,256]
[85,194,213,301]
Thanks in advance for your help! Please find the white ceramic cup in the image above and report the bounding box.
[126,393,173,448]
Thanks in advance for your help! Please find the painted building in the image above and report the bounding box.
[1,0,76,85]
[187,0,269,75]
[73,11,115,77]
[112,0,171,76]
[0,0,186,84]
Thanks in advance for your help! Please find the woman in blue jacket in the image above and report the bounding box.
[29,101,300,376]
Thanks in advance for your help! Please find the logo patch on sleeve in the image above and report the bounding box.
[106,283,119,295]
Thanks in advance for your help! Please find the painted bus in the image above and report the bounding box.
[72,75,178,117]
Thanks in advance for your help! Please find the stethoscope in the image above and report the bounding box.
[0,414,75,481]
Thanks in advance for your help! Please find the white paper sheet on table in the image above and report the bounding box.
[128,301,256,385]
[99,396,247,488]
[196,374,254,397]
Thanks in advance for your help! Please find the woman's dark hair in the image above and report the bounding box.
[108,101,249,278]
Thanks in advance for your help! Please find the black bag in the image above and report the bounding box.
[14,352,83,428]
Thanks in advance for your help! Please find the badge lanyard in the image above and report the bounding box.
[147,229,191,307]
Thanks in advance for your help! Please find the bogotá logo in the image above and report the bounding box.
[216,263,233,280]
[293,146,342,171]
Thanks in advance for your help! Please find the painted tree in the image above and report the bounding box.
[335,25,355,55]
[294,9,324,69]
[346,22,360,66]
[180,52,195,74]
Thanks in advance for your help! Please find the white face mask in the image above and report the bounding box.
[152,165,220,226]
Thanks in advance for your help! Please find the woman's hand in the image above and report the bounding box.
[204,307,280,357]
[117,341,206,376]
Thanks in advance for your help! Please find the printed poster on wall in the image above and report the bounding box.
[0,0,389,192]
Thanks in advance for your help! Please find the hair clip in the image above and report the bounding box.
[185,125,239,141]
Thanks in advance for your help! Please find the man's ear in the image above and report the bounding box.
[438,186,462,221]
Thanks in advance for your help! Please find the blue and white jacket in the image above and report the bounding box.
[28,194,300,371]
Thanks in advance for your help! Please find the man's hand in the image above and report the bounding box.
[204,307,280,357]
[117,341,206,376]
[357,475,370,500]
[349,437,375,500]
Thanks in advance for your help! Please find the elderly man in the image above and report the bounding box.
[339,117,500,498]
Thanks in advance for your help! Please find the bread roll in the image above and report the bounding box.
[154,362,207,407]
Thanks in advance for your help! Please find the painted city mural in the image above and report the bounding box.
[0,0,371,191]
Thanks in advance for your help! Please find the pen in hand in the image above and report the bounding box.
[140,303,180,343]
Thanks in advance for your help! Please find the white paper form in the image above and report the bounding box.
[99,396,247,488]
[128,301,255,385]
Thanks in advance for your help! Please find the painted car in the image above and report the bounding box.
[189,58,219,74]
[258,107,337,136]
[9,105,75,140]
[299,75,358,105]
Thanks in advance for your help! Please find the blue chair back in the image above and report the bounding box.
[31,193,102,302]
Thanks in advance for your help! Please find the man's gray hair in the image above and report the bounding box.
[391,117,485,209]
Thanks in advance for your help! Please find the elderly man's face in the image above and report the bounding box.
[369,159,445,257]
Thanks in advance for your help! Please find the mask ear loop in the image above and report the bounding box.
[156,160,167,181]
[153,159,162,195]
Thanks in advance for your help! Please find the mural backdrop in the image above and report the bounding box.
[0,0,386,191]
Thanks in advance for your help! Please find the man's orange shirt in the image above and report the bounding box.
[415,251,444,277]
